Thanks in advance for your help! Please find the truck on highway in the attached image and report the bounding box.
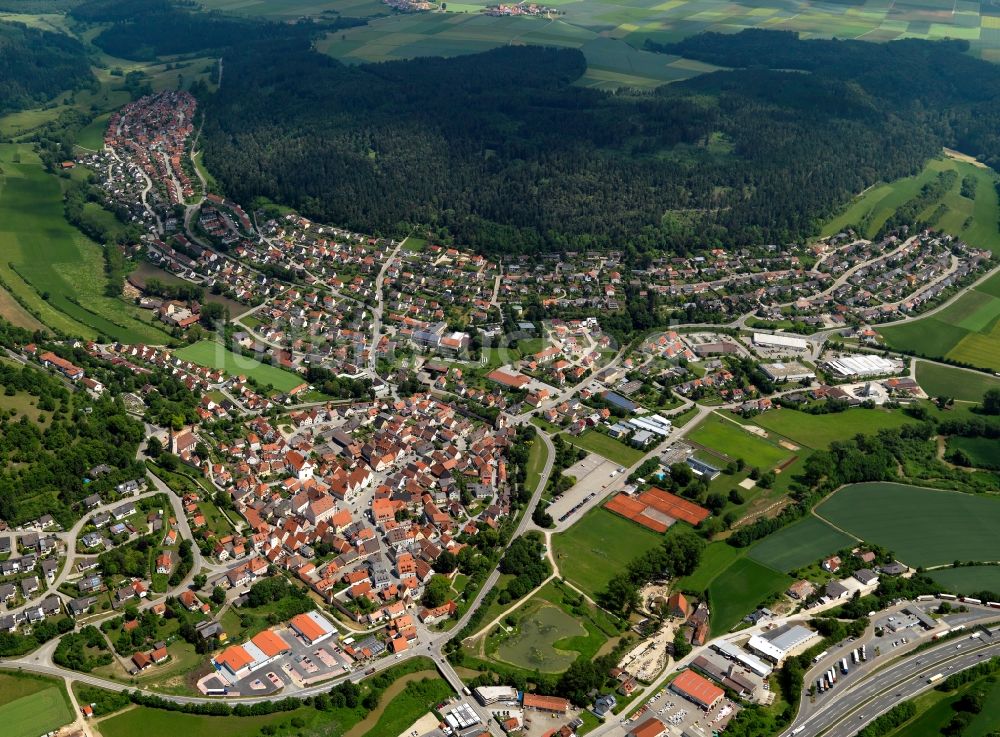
[928,673,945,684]
[792,727,806,735]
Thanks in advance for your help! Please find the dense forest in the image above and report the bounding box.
[73,0,363,60]
[199,38,942,255]
[0,21,92,114]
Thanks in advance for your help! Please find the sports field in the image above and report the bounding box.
[751,407,914,449]
[562,429,644,466]
[707,557,791,637]
[174,340,305,392]
[930,565,1000,596]
[822,157,1000,253]
[747,516,856,573]
[816,482,1000,568]
[881,270,1000,371]
[915,361,1000,402]
[0,678,74,737]
[0,144,169,343]
[947,436,1000,469]
[687,412,792,468]
[552,507,663,599]
[496,603,587,672]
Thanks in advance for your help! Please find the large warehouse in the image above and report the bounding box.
[214,629,292,683]
[670,669,725,710]
[289,610,337,645]
[824,354,901,378]
[760,361,816,382]
[747,624,818,664]
[752,332,809,351]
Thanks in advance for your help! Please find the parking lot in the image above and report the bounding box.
[200,626,356,695]
[625,687,741,736]
[547,454,621,522]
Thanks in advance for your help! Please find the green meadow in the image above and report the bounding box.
[816,482,1000,568]
[822,156,1000,253]
[915,361,1000,402]
[881,271,1000,372]
[0,144,170,342]
[174,340,306,392]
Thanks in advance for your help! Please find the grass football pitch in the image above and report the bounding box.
[687,412,792,468]
[562,429,645,466]
[552,507,663,599]
[816,482,1000,568]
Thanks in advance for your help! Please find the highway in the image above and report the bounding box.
[783,635,1000,737]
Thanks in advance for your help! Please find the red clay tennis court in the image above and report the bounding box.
[604,487,710,532]
[638,487,710,526]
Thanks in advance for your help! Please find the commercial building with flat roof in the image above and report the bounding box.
[760,362,816,382]
[753,333,809,351]
[712,640,773,677]
[824,354,900,378]
[474,685,518,706]
[747,624,818,664]
[671,669,725,710]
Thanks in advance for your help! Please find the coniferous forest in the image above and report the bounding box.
[200,37,945,255]
[0,21,92,114]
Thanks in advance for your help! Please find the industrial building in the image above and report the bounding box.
[444,703,481,732]
[747,624,818,664]
[752,332,809,351]
[213,629,292,683]
[474,685,518,705]
[289,611,337,645]
[670,669,725,710]
[760,362,816,382]
[824,354,901,379]
[712,640,773,678]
